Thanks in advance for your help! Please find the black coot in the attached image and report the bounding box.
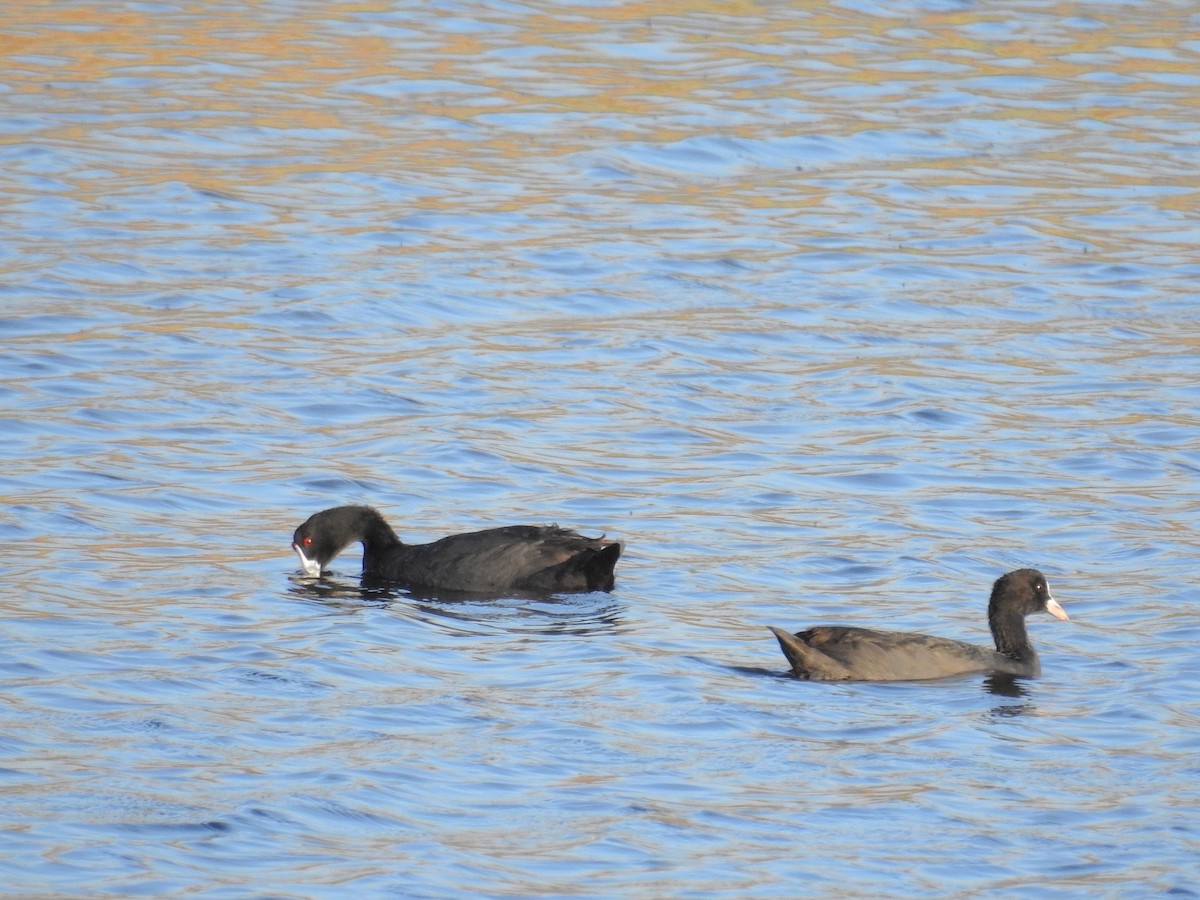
[292,505,621,594]
[768,568,1068,681]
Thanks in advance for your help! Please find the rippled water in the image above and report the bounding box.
[3,1,1199,896]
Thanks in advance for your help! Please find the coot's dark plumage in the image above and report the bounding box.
[292,505,621,594]
[769,568,1068,682]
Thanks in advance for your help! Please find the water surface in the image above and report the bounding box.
[2,1,1198,896]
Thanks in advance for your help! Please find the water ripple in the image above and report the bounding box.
[1,0,1198,896]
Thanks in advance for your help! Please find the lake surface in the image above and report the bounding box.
[2,1,1199,896]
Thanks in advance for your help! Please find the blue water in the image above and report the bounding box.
[2,2,1199,896]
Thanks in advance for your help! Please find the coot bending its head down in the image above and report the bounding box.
[768,568,1068,682]
[292,505,621,595]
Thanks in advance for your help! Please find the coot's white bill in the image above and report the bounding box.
[293,544,322,577]
[1045,593,1069,621]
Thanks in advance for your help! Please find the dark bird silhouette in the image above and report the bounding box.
[292,505,621,595]
[769,568,1068,682]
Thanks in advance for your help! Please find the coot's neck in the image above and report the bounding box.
[988,602,1036,664]
[357,508,403,564]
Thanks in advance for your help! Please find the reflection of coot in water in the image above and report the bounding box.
[291,505,621,595]
[769,569,1068,682]
[983,672,1029,699]
[286,577,626,639]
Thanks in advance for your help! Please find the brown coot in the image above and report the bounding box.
[292,505,621,594]
[768,568,1068,681]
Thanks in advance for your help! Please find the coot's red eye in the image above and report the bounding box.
[304,536,313,546]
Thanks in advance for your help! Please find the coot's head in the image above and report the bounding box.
[992,568,1068,621]
[291,507,356,577]
[291,505,384,577]
[292,518,325,577]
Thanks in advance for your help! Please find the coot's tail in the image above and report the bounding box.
[577,542,621,592]
[768,626,851,680]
